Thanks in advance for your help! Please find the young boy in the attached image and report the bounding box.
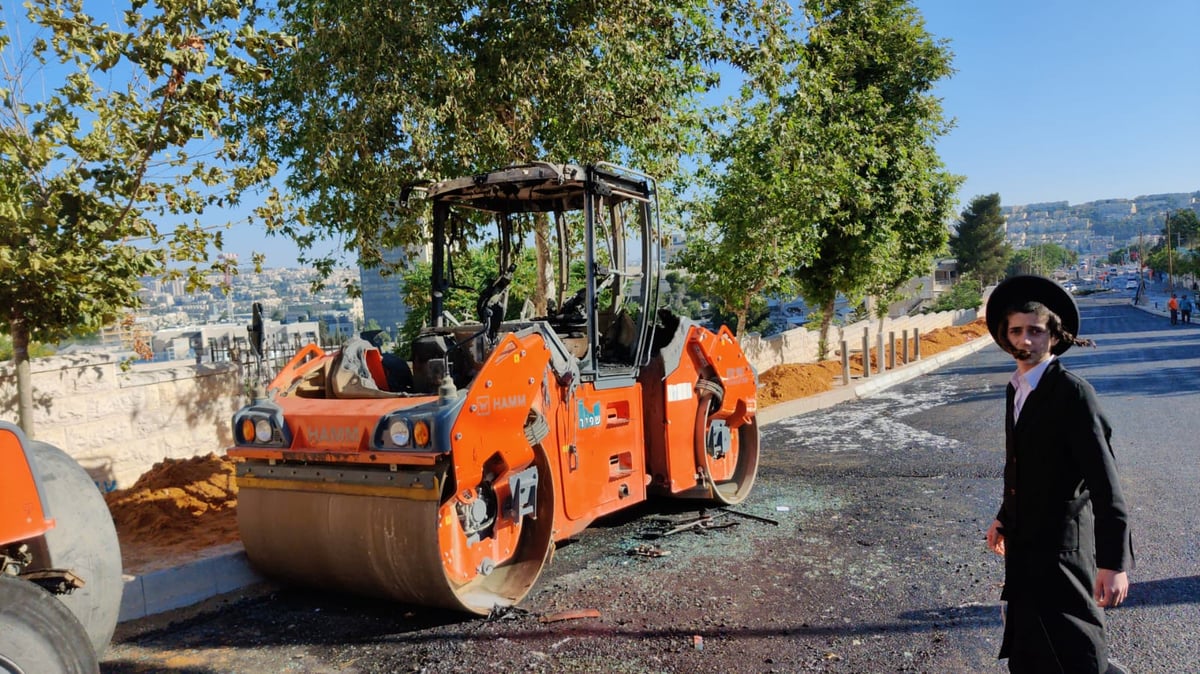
[985,275,1134,673]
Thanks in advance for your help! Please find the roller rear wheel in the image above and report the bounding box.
[24,441,123,657]
[0,576,99,674]
[237,450,556,615]
[678,382,760,505]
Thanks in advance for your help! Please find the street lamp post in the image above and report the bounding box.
[1167,211,1175,290]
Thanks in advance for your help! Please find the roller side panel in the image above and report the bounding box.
[0,423,54,545]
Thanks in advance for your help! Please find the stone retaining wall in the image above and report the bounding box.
[0,354,243,490]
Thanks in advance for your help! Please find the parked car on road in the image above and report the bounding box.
[1125,279,1139,290]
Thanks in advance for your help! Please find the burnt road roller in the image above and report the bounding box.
[1,420,124,673]
[228,162,760,614]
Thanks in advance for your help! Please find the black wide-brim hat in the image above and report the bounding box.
[985,275,1080,356]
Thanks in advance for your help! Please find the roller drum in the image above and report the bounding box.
[236,455,555,615]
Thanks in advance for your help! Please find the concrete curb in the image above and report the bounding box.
[119,545,264,622]
[117,334,994,623]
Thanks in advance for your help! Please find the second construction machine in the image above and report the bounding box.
[227,162,760,614]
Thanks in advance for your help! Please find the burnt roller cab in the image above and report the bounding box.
[228,163,760,614]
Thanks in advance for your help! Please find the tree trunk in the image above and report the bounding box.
[735,298,748,336]
[818,298,835,361]
[10,317,35,437]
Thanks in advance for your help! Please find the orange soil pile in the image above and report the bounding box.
[104,453,242,573]
[757,318,988,408]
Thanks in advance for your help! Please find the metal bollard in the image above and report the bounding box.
[862,331,871,378]
[914,327,921,360]
[877,332,885,373]
[888,331,896,369]
[902,330,909,364]
[841,341,850,385]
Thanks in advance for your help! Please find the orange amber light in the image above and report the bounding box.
[240,418,256,443]
[413,420,431,447]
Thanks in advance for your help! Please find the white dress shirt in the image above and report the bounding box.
[1010,356,1055,422]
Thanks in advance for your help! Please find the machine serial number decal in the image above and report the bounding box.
[724,366,753,386]
[577,400,602,429]
[667,382,694,402]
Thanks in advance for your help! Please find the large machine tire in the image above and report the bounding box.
[0,575,100,674]
[24,441,123,658]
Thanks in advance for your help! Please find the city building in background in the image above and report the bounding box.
[359,244,431,341]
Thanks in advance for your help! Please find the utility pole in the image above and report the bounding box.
[1167,211,1175,290]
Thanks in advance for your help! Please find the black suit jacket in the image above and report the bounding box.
[996,358,1134,667]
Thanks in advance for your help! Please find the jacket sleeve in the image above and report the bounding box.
[1067,380,1134,572]
[995,383,1015,528]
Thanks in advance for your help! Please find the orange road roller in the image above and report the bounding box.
[227,163,760,614]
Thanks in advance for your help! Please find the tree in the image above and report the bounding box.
[1,1,290,434]
[685,0,958,348]
[949,193,1011,285]
[787,0,960,358]
[239,0,790,305]
[928,274,982,313]
[680,101,811,336]
[1005,243,1076,278]
[1164,209,1200,249]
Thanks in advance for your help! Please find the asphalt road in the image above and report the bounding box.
[102,295,1200,673]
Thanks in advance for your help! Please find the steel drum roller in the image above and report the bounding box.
[236,457,555,615]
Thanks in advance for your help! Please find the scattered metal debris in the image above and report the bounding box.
[539,608,601,624]
[717,507,780,526]
[627,544,670,558]
[641,507,777,539]
[486,605,530,621]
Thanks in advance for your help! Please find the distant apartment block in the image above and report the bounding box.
[359,244,431,340]
[1000,191,1200,254]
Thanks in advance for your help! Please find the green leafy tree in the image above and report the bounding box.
[928,275,982,312]
[681,101,811,335]
[687,0,958,348]
[1005,243,1077,278]
[1,1,290,434]
[949,193,1011,285]
[788,0,960,358]
[1164,209,1200,248]
[239,0,790,306]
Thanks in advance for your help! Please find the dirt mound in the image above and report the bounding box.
[104,453,242,573]
[757,318,987,408]
[758,360,843,407]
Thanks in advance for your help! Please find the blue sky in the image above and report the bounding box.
[918,0,1200,208]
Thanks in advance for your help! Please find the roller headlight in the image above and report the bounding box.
[412,419,431,448]
[254,418,273,443]
[232,403,290,447]
[375,413,437,451]
[388,418,411,447]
